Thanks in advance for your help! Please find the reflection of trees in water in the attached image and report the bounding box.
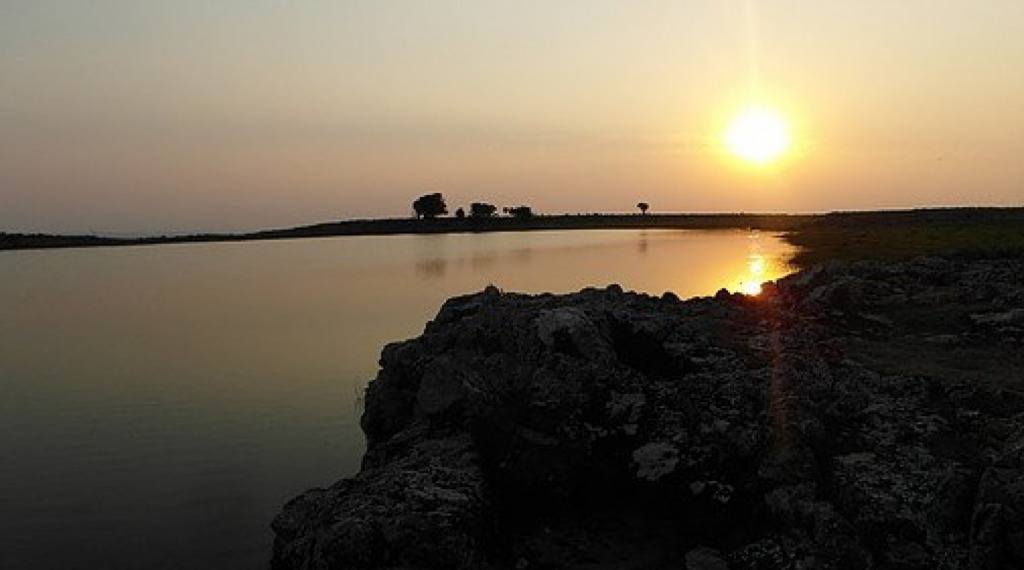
[638,231,649,254]
[510,247,533,262]
[415,258,448,277]
[469,252,498,269]
[415,245,538,278]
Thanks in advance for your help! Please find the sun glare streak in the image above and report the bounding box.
[744,0,761,99]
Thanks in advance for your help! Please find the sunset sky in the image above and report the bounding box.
[2,1,1022,234]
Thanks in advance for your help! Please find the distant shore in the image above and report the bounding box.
[3,208,1024,269]
[1,213,811,252]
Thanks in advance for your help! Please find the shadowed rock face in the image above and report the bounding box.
[272,256,1024,570]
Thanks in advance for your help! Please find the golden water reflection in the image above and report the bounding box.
[400,229,793,297]
[728,232,791,296]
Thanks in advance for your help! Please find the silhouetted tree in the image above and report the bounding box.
[504,205,534,220]
[637,202,650,215]
[455,207,466,219]
[412,193,448,219]
[470,202,498,218]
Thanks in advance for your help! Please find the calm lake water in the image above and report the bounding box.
[0,229,794,569]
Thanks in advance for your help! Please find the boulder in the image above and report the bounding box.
[273,255,1024,569]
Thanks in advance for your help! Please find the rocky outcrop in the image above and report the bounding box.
[272,256,1024,569]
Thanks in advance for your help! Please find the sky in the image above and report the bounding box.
[1,1,1022,234]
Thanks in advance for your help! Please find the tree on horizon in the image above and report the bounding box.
[470,202,498,218]
[504,205,534,220]
[637,202,650,215]
[412,193,448,219]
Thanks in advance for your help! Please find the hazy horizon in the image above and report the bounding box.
[2,1,1022,234]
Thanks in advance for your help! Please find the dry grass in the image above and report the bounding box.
[785,211,1024,268]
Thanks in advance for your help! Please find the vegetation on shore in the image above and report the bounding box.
[784,208,1024,268]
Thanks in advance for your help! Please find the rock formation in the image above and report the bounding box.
[272,255,1024,569]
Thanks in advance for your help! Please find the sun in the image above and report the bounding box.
[724,106,791,165]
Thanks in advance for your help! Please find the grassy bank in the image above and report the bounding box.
[785,208,1024,268]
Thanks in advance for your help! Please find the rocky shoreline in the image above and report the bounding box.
[272,255,1024,569]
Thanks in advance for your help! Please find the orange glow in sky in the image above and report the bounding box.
[1,2,1022,233]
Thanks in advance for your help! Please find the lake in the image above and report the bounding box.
[0,229,794,569]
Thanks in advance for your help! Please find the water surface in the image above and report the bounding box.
[0,229,793,569]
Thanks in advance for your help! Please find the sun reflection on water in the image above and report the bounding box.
[730,232,789,296]
[736,255,766,295]
[737,255,767,294]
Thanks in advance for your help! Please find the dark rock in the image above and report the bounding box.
[271,436,490,570]
[685,546,729,570]
[273,255,1024,569]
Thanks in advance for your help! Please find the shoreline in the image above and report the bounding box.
[5,208,1022,275]
[1,213,810,252]
[8,206,1024,255]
